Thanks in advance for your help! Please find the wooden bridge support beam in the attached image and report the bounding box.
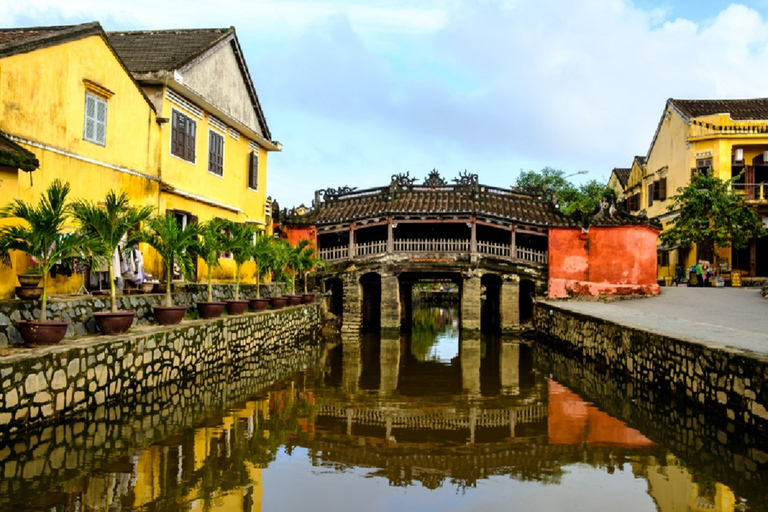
[500,278,521,332]
[380,273,401,330]
[461,274,482,331]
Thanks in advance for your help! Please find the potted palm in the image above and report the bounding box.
[0,180,97,345]
[71,190,153,334]
[222,220,257,315]
[285,239,310,305]
[194,218,228,319]
[296,242,326,303]
[248,233,273,312]
[268,238,290,310]
[140,213,199,325]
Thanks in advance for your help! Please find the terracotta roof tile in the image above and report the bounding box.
[612,168,631,187]
[0,22,103,59]
[670,98,768,121]
[287,184,576,228]
[0,132,39,172]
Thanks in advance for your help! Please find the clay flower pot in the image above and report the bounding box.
[139,282,155,294]
[197,301,226,319]
[152,305,187,325]
[249,298,269,312]
[269,297,287,310]
[301,294,315,304]
[225,300,249,316]
[17,273,42,287]
[15,286,43,301]
[287,295,303,306]
[93,311,135,335]
[17,320,70,347]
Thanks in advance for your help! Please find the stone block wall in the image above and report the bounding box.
[0,283,288,346]
[0,303,322,440]
[533,302,768,433]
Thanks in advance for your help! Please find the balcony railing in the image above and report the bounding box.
[731,183,768,201]
[319,239,548,265]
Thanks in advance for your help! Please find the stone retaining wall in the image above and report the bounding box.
[0,303,322,440]
[533,302,768,434]
[0,283,290,346]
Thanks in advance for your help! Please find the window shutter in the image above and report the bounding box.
[648,183,654,207]
[659,178,667,201]
[84,95,96,141]
[95,99,107,144]
[249,151,258,190]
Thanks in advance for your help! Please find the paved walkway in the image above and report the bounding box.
[543,287,768,357]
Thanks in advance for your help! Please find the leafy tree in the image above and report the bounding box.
[0,180,98,321]
[71,190,153,313]
[659,170,766,257]
[514,167,610,215]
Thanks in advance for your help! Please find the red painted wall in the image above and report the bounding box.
[548,224,660,298]
[281,225,317,248]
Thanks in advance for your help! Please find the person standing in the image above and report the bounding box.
[695,260,704,287]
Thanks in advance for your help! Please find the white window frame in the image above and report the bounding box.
[208,129,225,177]
[83,93,107,146]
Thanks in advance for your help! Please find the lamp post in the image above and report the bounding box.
[564,170,589,180]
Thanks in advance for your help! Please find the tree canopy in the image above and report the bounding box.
[514,167,612,215]
[659,170,766,253]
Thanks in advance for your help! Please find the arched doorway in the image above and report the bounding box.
[360,272,381,332]
[481,273,502,333]
[325,278,343,317]
[519,279,536,325]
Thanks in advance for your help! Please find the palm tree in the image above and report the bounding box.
[285,239,312,295]
[296,243,326,294]
[140,213,199,307]
[194,218,228,303]
[71,190,153,313]
[251,233,274,299]
[222,220,258,301]
[269,238,291,296]
[0,180,97,321]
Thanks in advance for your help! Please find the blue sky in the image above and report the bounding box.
[7,0,768,207]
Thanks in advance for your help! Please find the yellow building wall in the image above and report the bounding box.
[0,34,161,299]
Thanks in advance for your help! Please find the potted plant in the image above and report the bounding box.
[140,213,199,325]
[71,190,153,334]
[285,239,311,305]
[193,218,228,319]
[0,180,97,345]
[221,220,257,315]
[17,264,42,287]
[268,238,290,309]
[296,241,326,303]
[248,233,273,312]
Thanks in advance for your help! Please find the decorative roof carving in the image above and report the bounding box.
[453,170,478,187]
[423,169,447,187]
[391,172,418,188]
[320,186,358,201]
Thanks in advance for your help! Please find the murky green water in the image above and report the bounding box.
[0,305,764,511]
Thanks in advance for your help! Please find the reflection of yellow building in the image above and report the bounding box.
[642,454,736,512]
[0,22,281,298]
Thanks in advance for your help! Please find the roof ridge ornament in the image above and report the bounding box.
[319,185,357,202]
[452,170,478,187]
[423,169,447,187]
[391,172,417,189]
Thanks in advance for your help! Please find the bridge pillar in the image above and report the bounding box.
[379,334,400,396]
[342,338,362,393]
[500,277,521,332]
[380,273,401,331]
[500,341,520,395]
[341,273,362,334]
[461,333,481,397]
[461,273,482,331]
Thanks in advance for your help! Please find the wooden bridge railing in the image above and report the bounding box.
[319,239,548,265]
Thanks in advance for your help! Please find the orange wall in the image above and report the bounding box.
[282,225,317,247]
[548,225,660,298]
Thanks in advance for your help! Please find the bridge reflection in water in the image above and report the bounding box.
[0,306,761,512]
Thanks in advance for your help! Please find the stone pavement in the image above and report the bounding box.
[542,287,768,357]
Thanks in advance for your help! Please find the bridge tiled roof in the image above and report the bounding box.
[286,182,577,228]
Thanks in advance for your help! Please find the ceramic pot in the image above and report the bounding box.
[197,301,226,319]
[93,311,135,335]
[301,294,315,304]
[17,273,42,287]
[225,300,249,316]
[287,295,303,306]
[269,297,287,310]
[152,305,187,325]
[139,282,155,294]
[15,286,42,300]
[17,320,70,347]
[248,298,269,312]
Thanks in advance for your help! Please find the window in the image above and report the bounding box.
[657,250,669,267]
[171,109,196,162]
[627,193,640,212]
[208,130,224,176]
[248,151,259,190]
[84,93,107,145]
[647,182,654,207]
[659,177,667,201]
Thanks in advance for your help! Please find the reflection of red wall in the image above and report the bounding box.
[547,380,655,448]
[548,225,660,298]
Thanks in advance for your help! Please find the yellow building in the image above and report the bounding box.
[0,22,281,298]
[623,98,768,279]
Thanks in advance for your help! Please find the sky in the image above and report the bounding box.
[7,0,768,207]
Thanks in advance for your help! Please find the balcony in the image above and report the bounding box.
[319,238,548,265]
[731,183,768,202]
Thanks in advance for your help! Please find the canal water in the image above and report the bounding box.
[0,305,764,511]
